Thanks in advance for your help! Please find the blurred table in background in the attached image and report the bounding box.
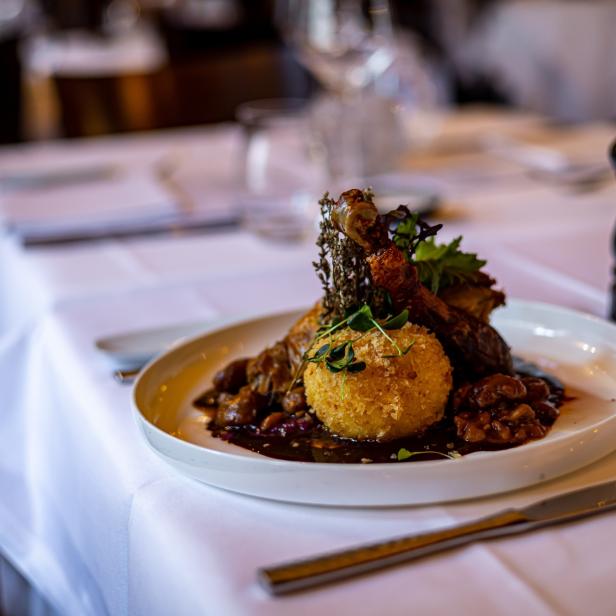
[21,1,315,140]
[0,107,615,615]
[26,26,170,137]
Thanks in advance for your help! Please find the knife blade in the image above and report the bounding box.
[259,480,616,596]
[20,217,239,248]
[523,480,616,523]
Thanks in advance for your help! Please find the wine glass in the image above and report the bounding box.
[235,98,324,242]
[277,0,409,187]
[278,0,395,96]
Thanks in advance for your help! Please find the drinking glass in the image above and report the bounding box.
[236,98,324,241]
[278,0,412,188]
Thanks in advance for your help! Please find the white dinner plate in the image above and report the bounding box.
[133,300,616,506]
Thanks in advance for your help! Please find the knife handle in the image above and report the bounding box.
[259,509,528,595]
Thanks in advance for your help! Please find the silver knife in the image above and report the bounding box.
[0,164,117,191]
[20,217,239,248]
[259,480,616,596]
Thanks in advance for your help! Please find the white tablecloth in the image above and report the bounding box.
[0,112,615,615]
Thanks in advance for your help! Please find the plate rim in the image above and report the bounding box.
[132,298,616,470]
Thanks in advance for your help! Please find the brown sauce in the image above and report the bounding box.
[207,419,519,463]
[195,358,566,464]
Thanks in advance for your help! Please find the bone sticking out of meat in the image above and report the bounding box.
[332,189,389,252]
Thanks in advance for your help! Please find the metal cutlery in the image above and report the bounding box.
[482,134,611,190]
[113,367,142,384]
[259,480,616,596]
[21,216,239,248]
[0,163,118,192]
[96,319,214,381]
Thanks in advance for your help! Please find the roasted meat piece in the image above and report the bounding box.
[246,302,321,397]
[438,272,505,323]
[212,358,249,393]
[332,190,513,381]
[214,385,267,427]
[247,341,293,396]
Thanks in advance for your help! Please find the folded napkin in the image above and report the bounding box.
[0,165,237,245]
[0,168,183,241]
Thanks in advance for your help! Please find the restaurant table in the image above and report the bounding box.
[0,109,615,615]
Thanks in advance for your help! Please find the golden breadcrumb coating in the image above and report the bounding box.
[304,323,452,441]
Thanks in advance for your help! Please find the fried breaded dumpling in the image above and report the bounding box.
[304,323,452,441]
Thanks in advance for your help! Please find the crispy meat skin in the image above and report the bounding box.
[335,190,513,381]
[438,272,506,323]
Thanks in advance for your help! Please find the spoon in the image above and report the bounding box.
[483,134,612,191]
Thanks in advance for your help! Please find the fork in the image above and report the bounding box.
[482,134,611,190]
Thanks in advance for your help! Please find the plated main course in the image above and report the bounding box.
[194,189,565,463]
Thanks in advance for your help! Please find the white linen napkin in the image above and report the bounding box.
[0,167,181,238]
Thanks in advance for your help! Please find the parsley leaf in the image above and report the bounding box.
[414,236,486,294]
[390,210,485,294]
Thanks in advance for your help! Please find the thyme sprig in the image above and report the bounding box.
[313,193,378,322]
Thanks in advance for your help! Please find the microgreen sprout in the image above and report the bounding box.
[396,448,460,462]
[288,302,414,397]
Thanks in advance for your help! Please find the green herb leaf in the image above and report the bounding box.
[383,308,409,330]
[382,340,415,359]
[347,304,374,332]
[392,214,419,251]
[397,448,413,461]
[346,361,366,373]
[326,341,355,372]
[329,341,350,359]
[307,343,330,362]
[397,448,458,462]
[414,236,486,294]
